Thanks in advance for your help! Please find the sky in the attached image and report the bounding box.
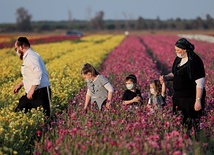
[0,0,214,24]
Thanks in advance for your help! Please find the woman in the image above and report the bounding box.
[81,63,114,111]
[161,38,206,140]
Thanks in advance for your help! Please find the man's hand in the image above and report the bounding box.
[27,89,34,99]
[13,84,22,94]
[194,100,202,111]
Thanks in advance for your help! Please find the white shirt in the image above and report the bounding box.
[21,48,50,93]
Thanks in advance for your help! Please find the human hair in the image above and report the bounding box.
[81,63,100,76]
[17,37,30,47]
[125,74,137,84]
[150,80,162,95]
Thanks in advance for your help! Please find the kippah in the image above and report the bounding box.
[17,37,30,45]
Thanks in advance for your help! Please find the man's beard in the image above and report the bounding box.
[19,53,24,60]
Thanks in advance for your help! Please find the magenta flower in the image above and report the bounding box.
[33,34,214,154]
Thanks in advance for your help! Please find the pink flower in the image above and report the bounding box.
[148,141,160,149]
[183,133,189,139]
[164,121,170,128]
[36,130,42,137]
[172,150,182,155]
[46,140,53,150]
[71,112,76,120]
[56,136,64,145]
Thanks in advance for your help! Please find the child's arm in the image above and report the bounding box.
[84,89,91,110]
[123,99,134,105]
[159,76,166,97]
[161,81,166,97]
[104,82,114,108]
[106,91,113,109]
[123,97,140,105]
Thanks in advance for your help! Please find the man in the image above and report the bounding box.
[13,37,51,117]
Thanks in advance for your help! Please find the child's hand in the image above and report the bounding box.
[106,100,111,109]
[84,105,87,111]
[122,101,126,105]
[133,96,141,103]
[106,102,111,109]
[147,104,152,108]
[159,75,165,84]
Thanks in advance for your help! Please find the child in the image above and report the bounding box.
[81,63,114,111]
[147,78,166,109]
[122,74,143,110]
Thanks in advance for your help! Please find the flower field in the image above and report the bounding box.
[0,34,125,154]
[0,34,214,154]
[0,35,81,49]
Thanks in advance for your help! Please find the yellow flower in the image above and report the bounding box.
[0,34,125,152]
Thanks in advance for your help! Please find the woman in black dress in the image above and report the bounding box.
[161,38,206,140]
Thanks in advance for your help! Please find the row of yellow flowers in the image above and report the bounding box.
[0,35,123,109]
[0,35,112,85]
[0,34,125,154]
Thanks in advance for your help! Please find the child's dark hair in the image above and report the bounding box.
[126,74,137,84]
[81,63,100,76]
[150,80,162,94]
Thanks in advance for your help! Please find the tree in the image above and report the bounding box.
[91,11,105,30]
[16,7,32,32]
[193,17,203,29]
[175,17,185,30]
[122,12,131,30]
[135,16,144,30]
[135,16,147,30]
[206,14,214,28]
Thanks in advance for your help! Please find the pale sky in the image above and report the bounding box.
[0,0,214,24]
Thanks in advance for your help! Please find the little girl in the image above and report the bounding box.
[122,74,143,110]
[147,78,166,109]
[81,63,114,111]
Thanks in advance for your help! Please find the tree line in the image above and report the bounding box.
[0,7,214,33]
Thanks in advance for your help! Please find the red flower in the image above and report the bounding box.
[71,112,76,120]
[36,130,42,137]
[110,141,118,146]
[46,140,53,150]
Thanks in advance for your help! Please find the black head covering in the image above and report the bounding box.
[126,74,137,83]
[17,37,30,46]
[173,38,198,79]
[175,38,194,51]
